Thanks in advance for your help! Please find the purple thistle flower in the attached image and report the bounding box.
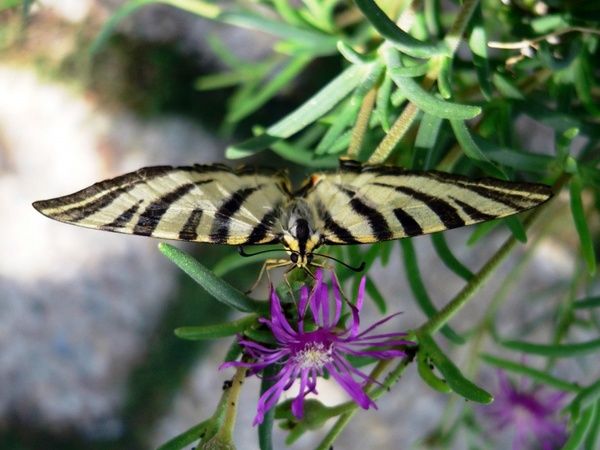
[220,270,413,425]
[482,370,569,450]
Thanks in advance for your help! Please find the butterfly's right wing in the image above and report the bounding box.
[303,162,553,245]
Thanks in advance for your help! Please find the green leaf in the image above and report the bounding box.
[480,354,579,392]
[365,277,387,315]
[156,419,213,450]
[562,403,596,450]
[375,74,393,132]
[466,219,501,246]
[584,400,600,450]
[377,240,395,267]
[91,0,339,55]
[502,337,600,358]
[315,101,361,155]
[493,73,525,100]
[387,61,432,77]
[556,127,579,163]
[574,296,600,309]
[272,0,306,28]
[467,5,493,100]
[279,124,338,163]
[483,148,556,172]
[565,379,600,424]
[175,314,259,340]
[337,40,373,65]
[354,0,450,58]
[504,215,527,244]
[469,131,556,173]
[315,62,384,155]
[437,55,453,99]
[450,120,507,179]
[570,173,597,275]
[226,55,312,124]
[418,332,493,403]
[431,233,474,281]
[158,243,268,314]
[211,250,265,278]
[417,347,452,394]
[401,240,464,344]
[220,11,338,54]
[530,13,568,33]
[514,99,599,138]
[412,112,444,170]
[385,50,481,120]
[227,63,375,158]
[270,139,340,167]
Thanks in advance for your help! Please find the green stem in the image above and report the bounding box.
[203,366,246,448]
[348,84,379,159]
[368,100,421,164]
[443,0,480,54]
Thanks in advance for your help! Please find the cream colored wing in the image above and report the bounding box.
[33,164,291,245]
[302,161,553,245]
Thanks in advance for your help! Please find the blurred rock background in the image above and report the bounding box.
[0,1,584,449]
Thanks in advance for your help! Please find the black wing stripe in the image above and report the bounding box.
[34,166,193,223]
[317,201,359,244]
[451,198,497,222]
[244,207,281,245]
[133,183,197,236]
[452,183,525,210]
[178,208,204,240]
[349,198,393,241]
[209,187,260,244]
[55,182,143,223]
[336,185,393,241]
[101,201,143,230]
[393,208,423,236]
[393,186,466,229]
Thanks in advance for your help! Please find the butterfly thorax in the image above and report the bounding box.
[279,199,322,268]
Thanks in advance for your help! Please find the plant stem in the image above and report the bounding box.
[348,84,379,159]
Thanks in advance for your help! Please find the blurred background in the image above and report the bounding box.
[0,1,591,449]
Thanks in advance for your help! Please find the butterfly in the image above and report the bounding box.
[33,159,553,273]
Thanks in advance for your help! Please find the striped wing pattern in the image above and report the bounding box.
[304,165,553,245]
[33,161,553,261]
[33,164,291,246]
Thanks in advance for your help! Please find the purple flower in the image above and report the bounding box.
[482,370,569,450]
[220,270,413,425]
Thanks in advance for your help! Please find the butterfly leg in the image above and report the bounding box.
[245,258,291,294]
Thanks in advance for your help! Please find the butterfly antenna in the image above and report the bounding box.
[317,253,366,272]
[238,246,285,258]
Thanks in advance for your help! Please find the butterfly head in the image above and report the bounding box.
[282,217,322,269]
[280,200,322,269]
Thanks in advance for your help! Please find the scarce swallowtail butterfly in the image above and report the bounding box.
[33,159,553,272]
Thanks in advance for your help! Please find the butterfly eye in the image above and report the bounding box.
[290,253,299,263]
[306,254,314,264]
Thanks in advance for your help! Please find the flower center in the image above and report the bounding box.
[292,342,334,370]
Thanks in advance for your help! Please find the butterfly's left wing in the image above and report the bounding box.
[33,164,291,246]
[303,162,553,245]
